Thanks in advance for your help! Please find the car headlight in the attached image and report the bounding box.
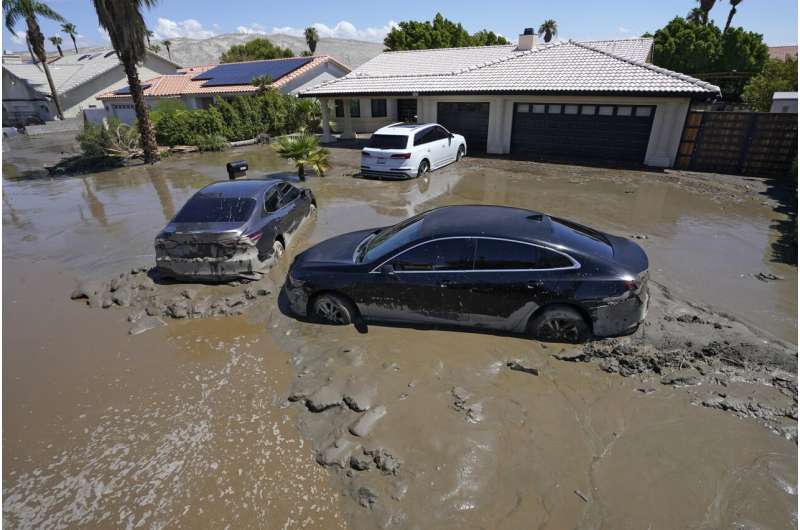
[287,269,305,288]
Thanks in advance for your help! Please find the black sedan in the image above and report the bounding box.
[155,179,315,281]
[285,205,648,342]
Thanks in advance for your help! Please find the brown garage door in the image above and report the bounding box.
[511,103,656,164]
[437,102,490,153]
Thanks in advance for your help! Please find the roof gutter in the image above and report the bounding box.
[300,89,717,99]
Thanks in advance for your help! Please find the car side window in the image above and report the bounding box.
[413,127,433,146]
[264,189,280,213]
[389,238,475,272]
[434,126,450,140]
[474,239,573,270]
[279,184,300,206]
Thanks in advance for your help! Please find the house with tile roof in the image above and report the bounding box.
[2,49,179,125]
[97,55,350,124]
[301,31,720,167]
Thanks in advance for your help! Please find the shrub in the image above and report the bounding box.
[194,134,228,151]
[149,99,186,126]
[77,117,139,158]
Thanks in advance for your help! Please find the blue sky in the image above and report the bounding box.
[3,0,797,52]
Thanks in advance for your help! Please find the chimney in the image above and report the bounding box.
[517,28,537,51]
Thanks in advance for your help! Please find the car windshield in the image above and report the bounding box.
[367,134,408,150]
[173,196,255,223]
[358,213,426,263]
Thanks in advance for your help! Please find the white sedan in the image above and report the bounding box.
[360,123,467,179]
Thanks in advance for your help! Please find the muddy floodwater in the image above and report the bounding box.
[3,135,797,529]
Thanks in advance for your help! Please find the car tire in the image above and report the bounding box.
[528,305,591,343]
[310,293,356,325]
[272,239,285,260]
[416,160,430,178]
[456,145,465,161]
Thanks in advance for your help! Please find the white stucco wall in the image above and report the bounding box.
[328,94,691,167]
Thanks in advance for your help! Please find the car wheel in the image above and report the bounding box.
[456,145,465,161]
[528,305,590,343]
[311,293,355,325]
[416,160,430,178]
[272,239,285,260]
[309,202,317,214]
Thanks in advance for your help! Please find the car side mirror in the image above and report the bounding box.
[379,263,396,275]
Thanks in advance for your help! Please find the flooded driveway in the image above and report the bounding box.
[3,135,797,528]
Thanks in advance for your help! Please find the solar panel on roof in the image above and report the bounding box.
[114,83,152,95]
[192,57,312,87]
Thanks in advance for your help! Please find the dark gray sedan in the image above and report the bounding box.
[155,179,316,281]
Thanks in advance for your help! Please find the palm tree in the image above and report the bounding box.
[724,0,743,32]
[687,7,705,23]
[147,42,160,53]
[61,21,77,52]
[251,74,273,92]
[698,0,716,24]
[49,34,62,56]
[304,26,318,54]
[162,39,171,59]
[305,146,329,177]
[4,0,66,119]
[273,133,324,181]
[537,19,557,43]
[92,0,159,163]
[145,28,152,46]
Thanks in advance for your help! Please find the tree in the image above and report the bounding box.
[220,37,294,63]
[93,0,159,163]
[537,19,557,43]
[686,7,705,24]
[652,16,722,73]
[304,26,318,54]
[383,13,508,51]
[724,0,743,32]
[742,57,798,111]
[49,34,62,56]
[148,42,160,53]
[698,0,716,24]
[162,38,171,59]
[4,0,66,118]
[61,21,77,52]
[251,74,273,92]
[273,133,325,181]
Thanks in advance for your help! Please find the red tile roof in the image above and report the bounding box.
[98,56,348,100]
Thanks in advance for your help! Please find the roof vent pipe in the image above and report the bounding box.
[517,30,537,51]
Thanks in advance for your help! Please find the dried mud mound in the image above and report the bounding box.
[70,266,273,335]
[559,282,798,441]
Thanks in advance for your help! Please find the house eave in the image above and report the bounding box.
[300,89,718,99]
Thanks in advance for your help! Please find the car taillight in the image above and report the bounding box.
[242,231,262,244]
[391,153,411,159]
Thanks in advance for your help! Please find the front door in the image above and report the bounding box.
[397,99,418,123]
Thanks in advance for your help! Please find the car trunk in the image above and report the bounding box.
[157,223,248,260]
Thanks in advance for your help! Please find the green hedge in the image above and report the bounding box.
[153,91,320,146]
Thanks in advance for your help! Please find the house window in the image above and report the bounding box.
[616,106,633,116]
[581,105,596,115]
[349,99,361,118]
[531,104,546,113]
[517,104,530,113]
[564,105,579,114]
[371,99,387,117]
[635,106,653,117]
[547,104,562,114]
[598,105,614,115]
[335,99,344,118]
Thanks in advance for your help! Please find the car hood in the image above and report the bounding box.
[294,228,377,266]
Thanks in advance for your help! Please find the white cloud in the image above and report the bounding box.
[153,18,216,40]
[237,23,267,35]
[97,26,110,42]
[618,26,630,34]
[267,20,398,42]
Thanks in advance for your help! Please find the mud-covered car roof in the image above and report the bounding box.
[197,179,281,199]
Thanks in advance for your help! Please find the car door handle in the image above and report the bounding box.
[527,280,544,290]
[440,280,451,288]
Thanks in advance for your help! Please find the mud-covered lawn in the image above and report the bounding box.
[3,134,797,529]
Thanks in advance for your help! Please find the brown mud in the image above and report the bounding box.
[3,134,797,529]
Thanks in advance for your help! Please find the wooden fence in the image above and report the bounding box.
[675,111,797,178]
